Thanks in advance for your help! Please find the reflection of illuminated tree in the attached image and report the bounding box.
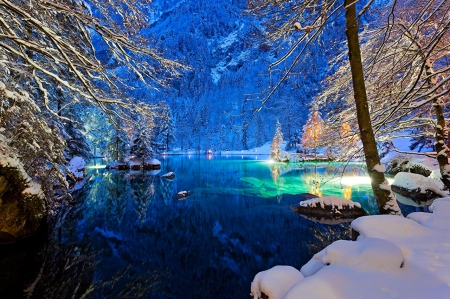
[270,165,282,183]
[343,185,352,200]
[304,165,323,197]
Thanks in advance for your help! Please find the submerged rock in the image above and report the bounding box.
[292,196,367,223]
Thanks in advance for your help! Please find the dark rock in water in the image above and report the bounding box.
[391,185,441,203]
[276,193,320,206]
[172,191,193,200]
[161,172,175,180]
[296,193,320,200]
[105,161,128,170]
[292,196,367,224]
[0,168,45,244]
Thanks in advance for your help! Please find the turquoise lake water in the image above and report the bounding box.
[56,155,409,298]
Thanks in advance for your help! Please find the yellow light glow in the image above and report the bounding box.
[86,165,106,169]
[332,176,395,186]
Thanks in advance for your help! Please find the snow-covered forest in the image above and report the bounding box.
[1,0,450,297]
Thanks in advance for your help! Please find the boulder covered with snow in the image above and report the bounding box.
[161,172,175,180]
[386,154,438,177]
[172,191,193,200]
[126,157,161,170]
[143,158,161,170]
[0,157,45,243]
[67,156,86,181]
[127,157,144,170]
[106,161,128,170]
[391,172,449,203]
[250,265,304,299]
[292,196,367,223]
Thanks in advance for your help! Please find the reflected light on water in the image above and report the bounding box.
[337,176,395,186]
[86,165,106,169]
[343,185,352,200]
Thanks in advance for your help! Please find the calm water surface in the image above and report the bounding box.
[3,155,412,299]
[59,155,381,298]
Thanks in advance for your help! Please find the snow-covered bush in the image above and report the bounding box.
[0,82,67,199]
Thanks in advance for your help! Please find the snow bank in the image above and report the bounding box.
[67,156,86,180]
[145,158,161,165]
[299,196,361,210]
[392,172,448,197]
[407,197,450,231]
[250,266,304,299]
[253,201,450,299]
[301,238,403,277]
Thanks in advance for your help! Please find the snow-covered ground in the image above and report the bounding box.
[251,198,450,299]
[162,141,276,156]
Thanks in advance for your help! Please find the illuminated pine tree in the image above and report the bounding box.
[270,120,284,161]
[302,107,324,158]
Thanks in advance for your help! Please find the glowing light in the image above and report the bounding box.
[343,185,352,200]
[339,176,371,185]
[332,176,395,186]
[86,165,106,169]
[266,159,275,164]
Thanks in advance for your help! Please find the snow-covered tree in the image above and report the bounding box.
[0,0,183,122]
[286,129,302,152]
[64,121,91,161]
[130,115,153,159]
[270,120,284,161]
[0,81,66,198]
[302,108,324,158]
[316,0,450,188]
[249,0,402,215]
[154,105,176,153]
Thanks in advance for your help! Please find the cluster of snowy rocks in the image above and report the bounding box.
[389,155,450,203]
[251,197,450,299]
[106,157,161,171]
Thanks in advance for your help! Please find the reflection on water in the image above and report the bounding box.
[61,156,378,298]
[3,156,383,298]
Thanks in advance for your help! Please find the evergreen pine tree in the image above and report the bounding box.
[286,129,302,152]
[302,107,324,158]
[130,115,153,159]
[157,106,176,152]
[270,120,284,161]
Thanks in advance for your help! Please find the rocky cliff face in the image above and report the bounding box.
[0,164,45,244]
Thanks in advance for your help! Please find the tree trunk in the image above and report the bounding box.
[423,59,450,190]
[344,0,401,215]
[432,100,450,189]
